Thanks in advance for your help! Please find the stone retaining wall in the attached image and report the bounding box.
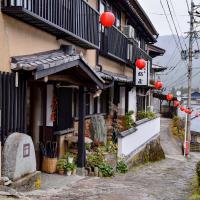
[126,137,165,169]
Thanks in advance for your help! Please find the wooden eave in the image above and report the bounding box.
[113,0,158,43]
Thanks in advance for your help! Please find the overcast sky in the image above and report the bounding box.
[137,0,190,36]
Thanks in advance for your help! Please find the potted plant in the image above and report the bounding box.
[64,163,74,176]
[68,153,74,164]
[63,152,75,164]
[56,159,67,175]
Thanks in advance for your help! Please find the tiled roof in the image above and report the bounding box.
[11,49,80,71]
[10,47,107,89]
[10,47,133,85]
[96,70,133,83]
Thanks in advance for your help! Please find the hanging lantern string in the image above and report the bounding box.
[177,105,200,119]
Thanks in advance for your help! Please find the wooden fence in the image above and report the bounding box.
[0,72,27,143]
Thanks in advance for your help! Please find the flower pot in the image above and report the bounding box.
[58,169,65,175]
[67,170,72,176]
[68,157,73,164]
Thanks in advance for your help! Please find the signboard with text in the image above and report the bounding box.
[135,63,148,86]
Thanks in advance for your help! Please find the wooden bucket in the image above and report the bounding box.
[42,157,57,174]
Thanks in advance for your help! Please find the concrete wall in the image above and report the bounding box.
[99,56,133,78]
[0,12,97,71]
[0,14,60,71]
[118,117,161,156]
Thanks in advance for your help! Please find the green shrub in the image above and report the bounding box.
[116,161,128,173]
[99,163,115,177]
[196,161,200,186]
[125,111,134,129]
[56,159,67,170]
[137,111,156,121]
[171,116,185,142]
[86,152,105,169]
[64,162,75,171]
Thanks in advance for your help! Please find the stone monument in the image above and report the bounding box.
[3,133,36,181]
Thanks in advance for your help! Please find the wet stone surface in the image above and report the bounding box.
[27,118,198,200]
[1,118,199,200]
[28,156,196,200]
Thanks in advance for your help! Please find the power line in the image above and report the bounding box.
[160,0,182,52]
[159,0,189,86]
[185,0,190,12]
[169,0,188,49]
[165,72,188,88]
[165,0,185,51]
[150,12,189,17]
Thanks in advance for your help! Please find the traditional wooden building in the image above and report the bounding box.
[0,0,163,174]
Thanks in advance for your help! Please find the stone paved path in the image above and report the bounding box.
[1,118,200,200]
[26,118,199,200]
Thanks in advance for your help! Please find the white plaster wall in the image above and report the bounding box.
[46,85,54,127]
[128,87,137,113]
[119,87,126,115]
[118,117,161,156]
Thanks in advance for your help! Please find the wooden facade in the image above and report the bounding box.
[2,0,100,49]
[0,0,162,171]
[0,72,27,143]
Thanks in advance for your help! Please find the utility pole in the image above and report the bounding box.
[186,0,194,156]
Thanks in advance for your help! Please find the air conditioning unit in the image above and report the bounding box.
[123,25,135,39]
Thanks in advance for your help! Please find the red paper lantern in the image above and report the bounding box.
[155,81,163,90]
[135,59,146,69]
[185,109,192,115]
[100,11,115,27]
[174,101,180,107]
[166,93,173,101]
[180,106,186,111]
[185,109,190,114]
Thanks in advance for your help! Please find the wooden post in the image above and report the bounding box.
[77,86,86,174]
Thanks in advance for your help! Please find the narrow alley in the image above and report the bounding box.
[1,118,196,200]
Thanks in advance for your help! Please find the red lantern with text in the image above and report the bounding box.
[174,101,180,107]
[166,93,173,101]
[100,11,115,27]
[180,106,186,112]
[135,59,146,69]
[155,81,163,90]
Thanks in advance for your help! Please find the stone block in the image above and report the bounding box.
[3,133,36,181]
[11,171,41,192]
[126,137,165,169]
